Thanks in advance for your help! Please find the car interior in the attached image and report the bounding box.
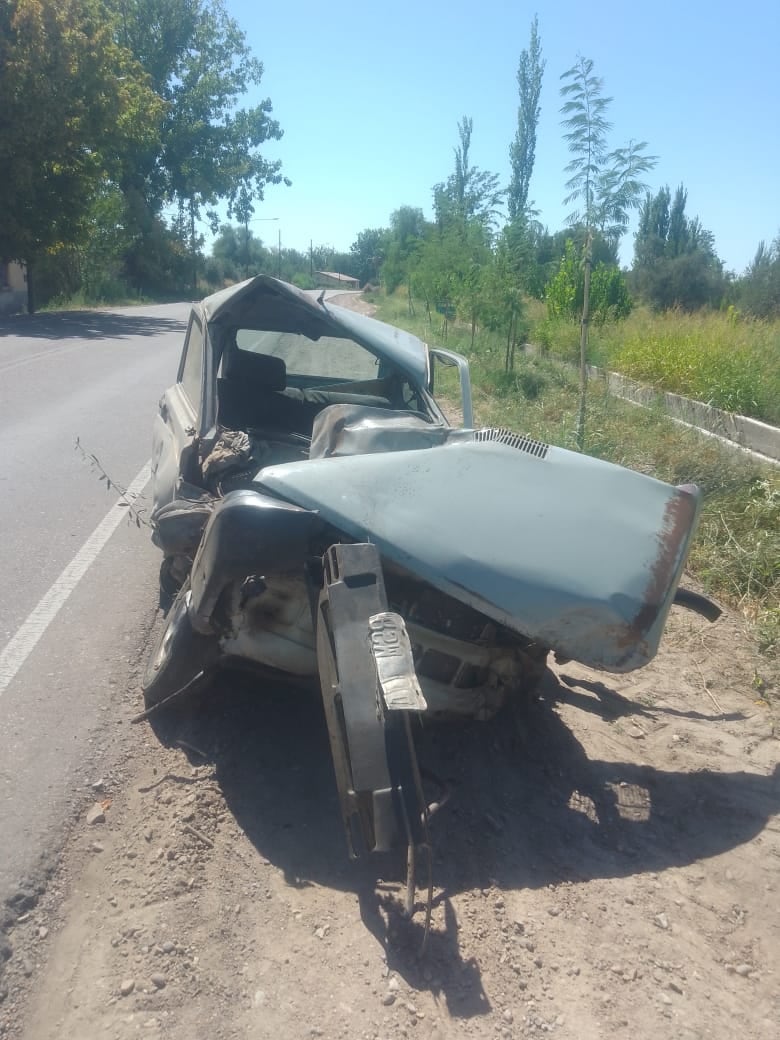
[216,334,429,440]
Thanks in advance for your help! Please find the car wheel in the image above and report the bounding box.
[142,579,219,710]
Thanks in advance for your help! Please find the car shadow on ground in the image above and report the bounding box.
[148,668,780,1019]
[0,310,186,341]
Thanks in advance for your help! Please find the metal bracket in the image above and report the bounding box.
[315,543,426,858]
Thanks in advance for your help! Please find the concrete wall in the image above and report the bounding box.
[587,366,780,464]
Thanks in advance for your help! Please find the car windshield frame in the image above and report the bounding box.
[234,328,382,387]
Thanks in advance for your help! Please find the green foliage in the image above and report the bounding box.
[691,476,780,649]
[210,224,271,281]
[477,239,527,338]
[349,228,388,286]
[113,0,287,233]
[533,305,780,425]
[559,57,655,247]
[735,234,780,320]
[433,117,505,237]
[508,16,545,222]
[545,240,632,323]
[0,0,163,302]
[596,140,658,247]
[559,57,613,228]
[493,365,549,401]
[605,309,780,421]
[590,264,633,322]
[381,207,428,293]
[631,185,724,311]
[501,217,545,297]
[545,242,579,321]
[0,0,288,307]
[410,228,474,320]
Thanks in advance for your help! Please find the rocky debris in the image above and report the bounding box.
[85,803,106,826]
[119,979,135,997]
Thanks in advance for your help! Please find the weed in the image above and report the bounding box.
[537,306,780,424]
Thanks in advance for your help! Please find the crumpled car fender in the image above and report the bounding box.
[188,489,323,634]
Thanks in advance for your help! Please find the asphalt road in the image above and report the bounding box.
[0,304,189,911]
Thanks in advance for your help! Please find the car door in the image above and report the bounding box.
[151,308,206,512]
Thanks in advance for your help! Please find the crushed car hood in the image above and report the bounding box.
[257,435,701,672]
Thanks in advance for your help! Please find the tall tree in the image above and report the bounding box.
[633,184,724,310]
[559,56,612,447]
[737,234,780,319]
[559,55,656,445]
[0,0,162,307]
[508,15,545,222]
[210,223,270,281]
[349,228,389,286]
[560,57,613,228]
[560,57,656,240]
[433,117,504,235]
[382,206,428,293]
[110,0,287,284]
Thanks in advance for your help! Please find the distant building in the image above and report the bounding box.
[315,270,360,290]
[0,261,27,314]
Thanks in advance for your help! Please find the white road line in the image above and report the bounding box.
[0,461,152,698]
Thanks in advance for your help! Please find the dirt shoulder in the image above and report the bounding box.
[1,601,777,1040]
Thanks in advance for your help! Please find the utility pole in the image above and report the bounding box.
[247,217,279,278]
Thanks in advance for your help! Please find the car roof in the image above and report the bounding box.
[200,275,430,387]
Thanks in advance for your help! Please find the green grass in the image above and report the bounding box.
[371,289,780,658]
[532,304,780,425]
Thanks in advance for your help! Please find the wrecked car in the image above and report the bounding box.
[145,275,718,882]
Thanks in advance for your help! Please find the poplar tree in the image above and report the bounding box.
[508,15,545,222]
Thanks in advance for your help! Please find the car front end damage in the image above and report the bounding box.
[144,278,721,933]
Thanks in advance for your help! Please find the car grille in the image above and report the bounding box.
[475,427,549,459]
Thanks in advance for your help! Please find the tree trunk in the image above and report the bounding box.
[190,203,197,295]
[576,231,593,451]
[26,261,35,314]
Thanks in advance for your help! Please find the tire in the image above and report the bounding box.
[142,580,219,710]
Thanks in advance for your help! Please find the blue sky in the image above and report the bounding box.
[222,0,779,275]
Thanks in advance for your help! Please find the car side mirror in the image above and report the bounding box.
[428,347,474,428]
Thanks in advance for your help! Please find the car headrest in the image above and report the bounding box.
[230,350,286,391]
